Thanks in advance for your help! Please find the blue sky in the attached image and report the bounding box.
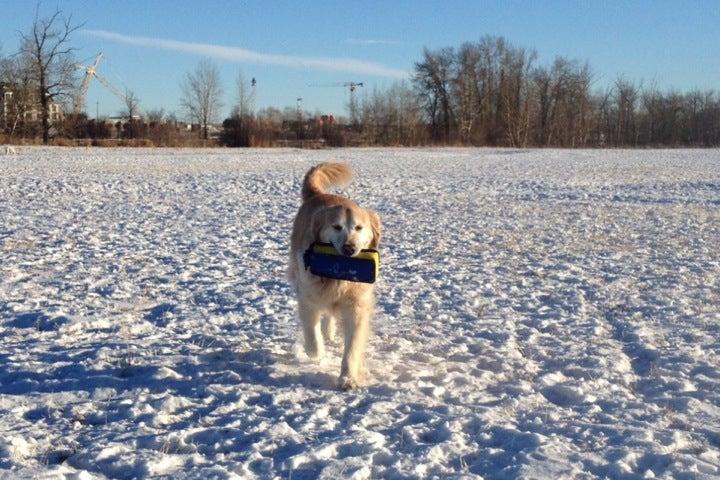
[1,0,718,119]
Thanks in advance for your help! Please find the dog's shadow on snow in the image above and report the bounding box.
[0,311,338,396]
[216,347,340,391]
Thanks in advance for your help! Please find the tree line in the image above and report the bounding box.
[2,8,718,147]
[406,36,720,147]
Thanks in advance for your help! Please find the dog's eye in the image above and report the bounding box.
[355,225,363,231]
[333,225,342,231]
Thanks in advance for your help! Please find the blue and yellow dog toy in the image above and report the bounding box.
[303,242,379,283]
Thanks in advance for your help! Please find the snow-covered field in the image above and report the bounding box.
[0,147,719,479]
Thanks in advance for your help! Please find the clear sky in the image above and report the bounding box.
[1,0,718,120]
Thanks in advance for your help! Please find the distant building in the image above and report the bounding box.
[0,83,64,132]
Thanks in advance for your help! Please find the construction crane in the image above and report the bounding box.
[309,81,364,125]
[74,52,141,117]
[309,81,364,95]
[310,81,364,91]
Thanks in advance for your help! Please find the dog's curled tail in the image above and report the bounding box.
[301,162,352,200]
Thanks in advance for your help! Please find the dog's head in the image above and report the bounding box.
[311,203,381,256]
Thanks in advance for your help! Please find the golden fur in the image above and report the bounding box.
[289,162,381,390]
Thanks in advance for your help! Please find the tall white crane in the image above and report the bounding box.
[74,52,141,117]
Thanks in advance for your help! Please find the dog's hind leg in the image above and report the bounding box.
[321,314,338,343]
[338,304,370,390]
[299,301,324,360]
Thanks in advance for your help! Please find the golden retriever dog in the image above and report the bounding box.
[289,162,381,390]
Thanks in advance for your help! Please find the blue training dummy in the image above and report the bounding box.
[303,242,379,283]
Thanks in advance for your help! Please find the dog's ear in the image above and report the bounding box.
[309,208,326,243]
[369,210,382,249]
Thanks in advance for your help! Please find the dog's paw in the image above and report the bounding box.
[303,342,325,361]
[305,349,324,361]
[338,375,360,391]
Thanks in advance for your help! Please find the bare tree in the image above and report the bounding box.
[234,72,256,119]
[118,89,142,138]
[18,6,81,143]
[414,47,455,142]
[476,36,506,144]
[453,42,481,144]
[180,59,223,140]
[122,88,140,119]
[614,78,639,145]
[146,108,165,123]
[499,45,536,147]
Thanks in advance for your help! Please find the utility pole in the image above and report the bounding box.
[296,97,304,140]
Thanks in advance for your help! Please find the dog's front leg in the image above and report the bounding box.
[299,301,324,360]
[339,303,370,390]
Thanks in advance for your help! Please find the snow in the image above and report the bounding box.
[1,146,719,479]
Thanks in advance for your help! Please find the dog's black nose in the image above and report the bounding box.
[342,244,355,256]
